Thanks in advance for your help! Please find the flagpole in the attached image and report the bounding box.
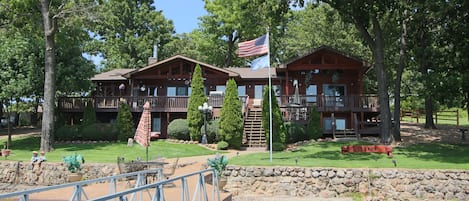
[267,31,272,163]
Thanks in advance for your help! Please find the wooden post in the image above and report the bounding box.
[457,110,459,127]
[332,113,336,139]
[435,111,438,126]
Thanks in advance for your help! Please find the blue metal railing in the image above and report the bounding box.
[0,168,221,201]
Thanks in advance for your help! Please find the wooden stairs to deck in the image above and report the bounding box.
[243,109,266,148]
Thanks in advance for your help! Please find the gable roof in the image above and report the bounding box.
[282,45,371,68]
[91,68,135,81]
[125,55,239,77]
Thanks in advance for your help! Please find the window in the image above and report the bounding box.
[323,84,346,107]
[152,118,161,132]
[167,86,189,96]
[148,87,157,96]
[324,118,346,130]
[306,85,317,103]
[238,86,246,96]
[216,85,226,92]
[254,85,264,99]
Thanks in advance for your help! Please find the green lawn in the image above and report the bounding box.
[0,136,219,163]
[230,141,469,169]
[401,109,469,126]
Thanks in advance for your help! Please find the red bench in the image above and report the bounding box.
[341,145,393,157]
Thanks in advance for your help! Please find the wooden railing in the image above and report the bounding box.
[58,94,378,113]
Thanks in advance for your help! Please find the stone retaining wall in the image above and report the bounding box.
[224,166,469,201]
[0,161,118,186]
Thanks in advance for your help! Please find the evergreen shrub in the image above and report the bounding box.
[272,142,285,151]
[217,141,229,150]
[168,119,190,140]
[307,107,322,140]
[116,103,134,141]
[55,125,79,141]
[285,122,307,143]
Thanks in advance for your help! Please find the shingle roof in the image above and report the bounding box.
[90,69,135,81]
[226,67,277,79]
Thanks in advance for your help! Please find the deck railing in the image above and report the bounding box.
[58,94,378,113]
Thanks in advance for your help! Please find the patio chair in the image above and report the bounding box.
[163,158,179,180]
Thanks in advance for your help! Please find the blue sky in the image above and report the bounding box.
[154,0,207,33]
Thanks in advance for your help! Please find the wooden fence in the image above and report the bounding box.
[400,110,460,127]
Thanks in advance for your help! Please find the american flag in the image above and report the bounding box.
[237,35,269,57]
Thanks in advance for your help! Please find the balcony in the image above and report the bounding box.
[58,94,378,113]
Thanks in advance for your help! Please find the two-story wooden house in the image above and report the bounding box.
[58,46,380,147]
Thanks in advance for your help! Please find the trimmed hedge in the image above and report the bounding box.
[217,141,229,150]
[285,122,308,143]
[168,119,190,140]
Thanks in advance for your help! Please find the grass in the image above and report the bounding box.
[229,141,469,169]
[0,136,220,163]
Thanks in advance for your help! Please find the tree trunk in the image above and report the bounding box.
[424,95,436,129]
[40,0,57,152]
[393,8,408,142]
[224,34,234,67]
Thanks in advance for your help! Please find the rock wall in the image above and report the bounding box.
[0,161,118,186]
[224,166,469,201]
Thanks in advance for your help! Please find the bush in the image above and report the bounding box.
[81,123,118,141]
[116,103,134,141]
[217,141,229,150]
[82,102,97,127]
[272,142,285,151]
[168,119,190,140]
[201,119,220,144]
[55,125,79,141]
[285,122,307,143]
[307,107,322,140]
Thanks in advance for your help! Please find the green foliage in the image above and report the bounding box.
[272,142,286,151]
[219,79,243,149]
[81,123,118,141]
[55,125,79,141]
[202,119,220,144]
[207,154,227,178]
[262,86,286,147]
[167,119,190,140]
[90,0,175,70]
[307,107,322,140]
[187,65,207,142]
[116,103,134,141]
[62,153,85,173]
[285,122,307,143]
[82,102,97,127]
[217,141,229,150]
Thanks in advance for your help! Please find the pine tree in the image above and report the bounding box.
[82,101,96,127]
[307,107,322,140]
[116,102,134,141]
[262,85,285,147]
[187,64,207,141]
[219,79,243,149]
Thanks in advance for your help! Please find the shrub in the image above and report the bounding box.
[116,103,134,141]
[55,125,79,141]
[272,142,285,151]
[82,102,97,127]
[201,119,220,144]
[219,79,243,149]
[168,119,190,140]
[285,122,307,143]
[217,141,229,150]
[307,107,322,140]
[262,85,286,147]
[81,123,118,141]
[187,64,207,142]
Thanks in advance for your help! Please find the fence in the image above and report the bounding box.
[400,110,460,127]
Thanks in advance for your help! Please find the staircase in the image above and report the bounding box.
[243,109,265,148]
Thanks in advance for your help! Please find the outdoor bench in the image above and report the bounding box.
[341,145,393,157]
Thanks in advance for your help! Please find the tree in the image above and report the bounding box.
[82,102,96,127]
[90,0,175,70]
[187,64,207,141]
[219,79,243,149]
[262,86,285,147]
[307,107,322,140]
[325,1,395,143]
[116,102,134,141]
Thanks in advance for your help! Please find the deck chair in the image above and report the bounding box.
[117,157,140,187]
[163,158,179,179]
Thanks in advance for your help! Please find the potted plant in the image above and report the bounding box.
[63,153,85,182]
[207,153,228,190]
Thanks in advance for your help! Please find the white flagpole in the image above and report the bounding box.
[267,31,272,163]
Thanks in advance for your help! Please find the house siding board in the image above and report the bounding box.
[59,46,380,139]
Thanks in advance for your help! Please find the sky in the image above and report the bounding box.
[154,0,207,34]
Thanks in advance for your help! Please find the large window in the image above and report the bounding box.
[254,85,264,99]
[306,85,317,103]
[167,86,190,96]
[152,118,161,132]
[238,86,246,96]
[324,118,346,131]
[323,84,346,107]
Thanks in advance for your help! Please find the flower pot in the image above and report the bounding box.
[1,149,10,157]
[68,173,83,182]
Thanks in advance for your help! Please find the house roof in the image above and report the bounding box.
[282,45,371,68]
[125,55,239,77]
[226,67,277,79]
[91,68,135,81]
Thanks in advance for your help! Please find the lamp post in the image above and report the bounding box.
[198,102,212,144]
